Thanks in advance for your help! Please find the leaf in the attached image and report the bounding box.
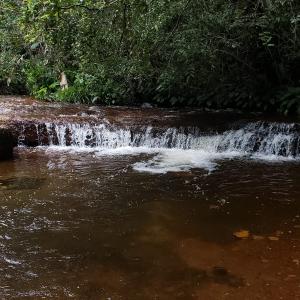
[233,230,249,239]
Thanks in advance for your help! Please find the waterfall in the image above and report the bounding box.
[17,121,300,158]
[216,122,300,157]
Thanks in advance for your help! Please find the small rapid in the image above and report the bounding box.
[16,121,300,173]
[17,121,300,156]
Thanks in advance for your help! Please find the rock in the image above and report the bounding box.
[233,230,250,239]
[36,123,50,145]
[0,127,14,160]
[89,106,100,111]
[79,112,89,117]
[141,103,153,108]
[21,123,38,147]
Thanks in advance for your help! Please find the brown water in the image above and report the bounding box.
[0,96,300,299]
[0,147,299,299]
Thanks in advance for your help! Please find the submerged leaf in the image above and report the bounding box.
[233,230,249,239]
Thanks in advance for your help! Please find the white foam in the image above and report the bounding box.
[251,153,299,162]
[133,149,240,174]
[94,146,158,156]
[41,145,242,174]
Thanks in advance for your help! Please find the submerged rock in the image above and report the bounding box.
[0,127,14,160]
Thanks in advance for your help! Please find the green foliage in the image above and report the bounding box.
[0,0,25,93]
[23,61,58,99]
[0,0,299,114]
[278,87,300,115]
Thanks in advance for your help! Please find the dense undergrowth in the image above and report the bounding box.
[0,0,299,114]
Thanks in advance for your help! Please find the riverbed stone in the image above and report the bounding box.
[0,127,14,160]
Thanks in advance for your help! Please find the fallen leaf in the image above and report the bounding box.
[233,230,249,239]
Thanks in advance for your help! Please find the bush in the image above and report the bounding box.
[24,62,58,100]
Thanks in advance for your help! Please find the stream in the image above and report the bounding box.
[0,96,300,299]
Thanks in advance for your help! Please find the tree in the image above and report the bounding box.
[0,0,299,114]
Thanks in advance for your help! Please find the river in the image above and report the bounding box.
[0,96,300,299]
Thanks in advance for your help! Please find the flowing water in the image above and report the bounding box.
[0,97,300,299]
